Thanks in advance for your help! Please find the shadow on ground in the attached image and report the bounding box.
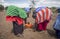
[47,29,56,37]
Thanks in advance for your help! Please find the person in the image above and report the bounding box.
[33,7,53,31]
[32,10,38,32]
[53,8,60,39]
[6,5,27,37]
[24,8,31,24]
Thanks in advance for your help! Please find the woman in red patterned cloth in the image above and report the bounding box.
[33,7,53,32]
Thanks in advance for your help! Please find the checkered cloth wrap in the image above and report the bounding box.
[6,5,27,19]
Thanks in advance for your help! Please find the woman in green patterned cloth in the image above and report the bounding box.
[6,5,27,37]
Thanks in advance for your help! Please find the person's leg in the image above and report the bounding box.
[38,23,43,31]
[33,22,38,32]
[27,13,29,17]
[18,24,24,34]
[43,20,49,30]
[13,21,19,35]
[24,18,27,24]
[17,24,24,37]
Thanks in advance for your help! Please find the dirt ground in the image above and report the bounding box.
[0,10,57,39]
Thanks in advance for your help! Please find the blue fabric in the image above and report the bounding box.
[24,8,30,13]
[35,7,46,13]
[53,13,60,30]
[57,8,60,13]
[55,29,60,38]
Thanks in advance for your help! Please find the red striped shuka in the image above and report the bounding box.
[35,8,53,24]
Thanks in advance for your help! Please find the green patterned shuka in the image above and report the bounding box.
[6,5,27,19]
